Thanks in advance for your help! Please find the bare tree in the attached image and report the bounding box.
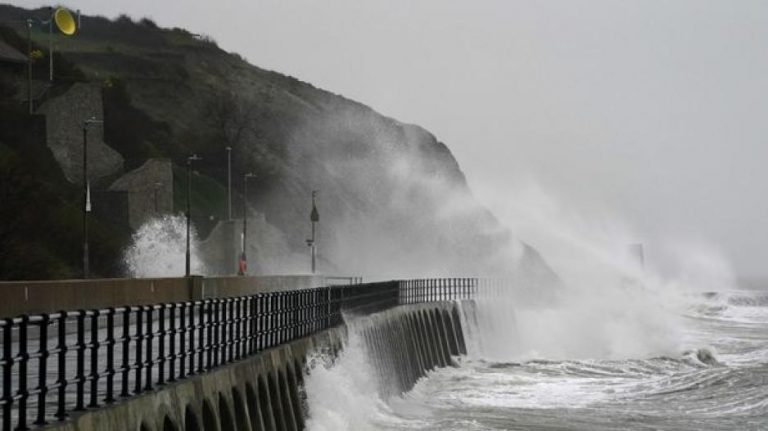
[205,90,257,151]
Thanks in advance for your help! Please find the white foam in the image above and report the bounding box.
[122,214,207,277]
[304,320,401,431]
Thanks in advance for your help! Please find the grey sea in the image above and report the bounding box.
[303,286,768,431]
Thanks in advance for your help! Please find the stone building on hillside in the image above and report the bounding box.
[36,82,124,184]
[109,158,174,230]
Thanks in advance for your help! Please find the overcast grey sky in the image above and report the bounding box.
[10,0,768,278]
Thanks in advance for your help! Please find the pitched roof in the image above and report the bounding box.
[0,39,26,64]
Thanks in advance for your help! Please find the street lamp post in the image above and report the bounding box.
[306,190,319,274]
[24,8,77,112]
[186,154,202,277]
[26,19,32,114]
[47,7,53,82]
[82,117,102,279]
[226,146,232,220]
[239,173,255,276]
[153,182,163,214]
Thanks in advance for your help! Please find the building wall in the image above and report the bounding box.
[109,158,173,230]
[36,82,124,184]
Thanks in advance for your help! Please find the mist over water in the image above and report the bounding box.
[123,215,207,277]
[301,182,767,430]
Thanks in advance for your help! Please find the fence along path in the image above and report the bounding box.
[0,278,481,431]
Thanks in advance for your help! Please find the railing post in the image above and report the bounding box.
[35,314,49,425]
[274,293,281,345]
[265,294,272,348]
[273,293,280,346]
[303,290,309,337]
[205,300,213,370]
[88,310,100,408]
[188,302,195,376]
[3,319,13,431]
[249,296,257,354]
[256,295,264,352]
[227,298,235,363]
[158,306,166,386]
[213,299,220,367]
[16,315,29,430]
[178,303,186,379]
[273,293,279,344]
[197,302,205,374]
[292,292,299,341]
[220,299,227,364]
[168,304,176,383]
[298,290,305,338]
[74,310,86,410]
[105,308,115,403]
[144,306,153,392]
[134,307,143,394]
[120,309,130,398]
[280,292,287,344]
[235,298,242,359]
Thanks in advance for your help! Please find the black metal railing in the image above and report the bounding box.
[0,278,480,430]
[399,278,478,304]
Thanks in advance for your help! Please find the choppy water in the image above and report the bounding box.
[304,286,768,430]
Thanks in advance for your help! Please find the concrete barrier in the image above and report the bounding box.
[0,275,324,318]
[38,301,467,431]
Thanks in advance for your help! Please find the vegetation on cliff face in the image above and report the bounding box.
[0,5,555,281]
[0,108,128,279]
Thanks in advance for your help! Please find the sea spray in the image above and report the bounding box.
[303,318,396,431]
[454,275,684,362]
[123,214,207,277]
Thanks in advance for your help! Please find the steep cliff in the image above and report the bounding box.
[0,5,556,282]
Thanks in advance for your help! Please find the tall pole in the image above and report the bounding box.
[82,124,88,278]
[186,160,190,276]
[239,173,254,276]
[310,190,319,274]
[48,12,53,82]
[226,147,232,220]
[82,117,101,278]
[185,154,202,277]
[27,19,32,114]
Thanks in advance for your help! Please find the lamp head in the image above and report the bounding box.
[54,8,76,36]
